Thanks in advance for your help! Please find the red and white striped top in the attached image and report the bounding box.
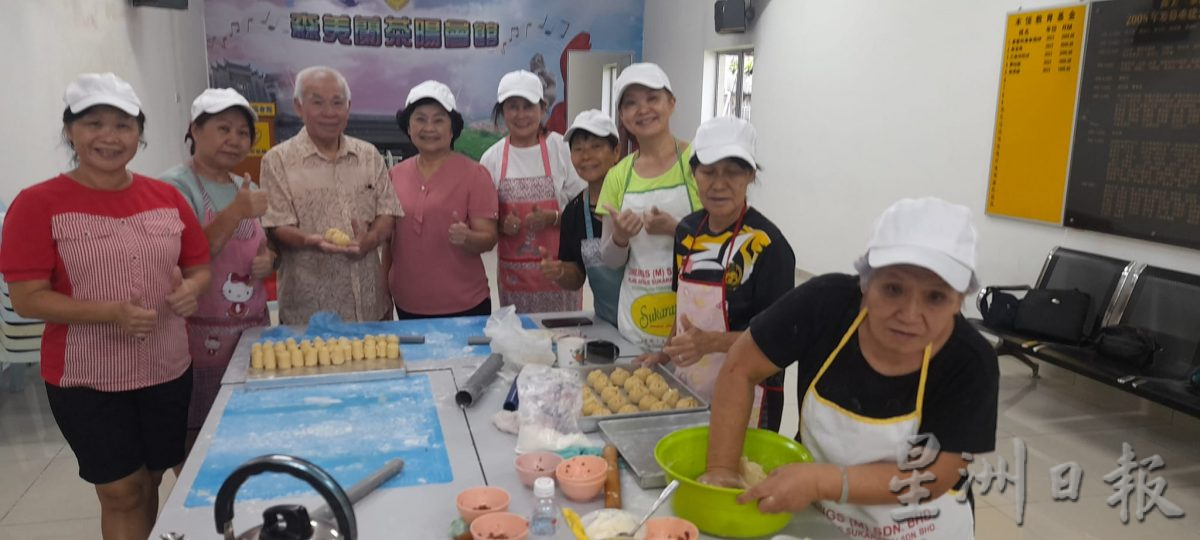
[0,174,209,391]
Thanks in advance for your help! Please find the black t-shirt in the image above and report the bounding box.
[671,207,796,332]
[749,273,999,454]
[558,190,602,270]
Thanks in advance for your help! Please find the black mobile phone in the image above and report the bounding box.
[541,316,594,328]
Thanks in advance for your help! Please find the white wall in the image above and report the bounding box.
[1,0,209,206]
[643,0,757,141]
[645,0,1200,302]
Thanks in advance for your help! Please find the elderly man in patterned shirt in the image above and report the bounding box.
[261,66,403,324]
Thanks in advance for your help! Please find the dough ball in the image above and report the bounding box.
[740,456,769,487]
[660,388,681,406]
[617,404,639,414]
[646,373,667,387]
[600,386,622,403]
[632,367,653,381]
[675,397,700,409]
[582,402,601,416]
[647,379,669,398]
[592,407,612,417]
[605,394,628,412]
[638,395,660,410]
[626,385,647,403]
[588,372,610,392]
[609,367,631,386]
[649,402,670,411]
[622,376,646,392]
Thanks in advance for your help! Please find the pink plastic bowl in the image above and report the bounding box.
[554,455,608,502]
[515,451,563,488]
[644,516,700,540]
[469,511,529,540]
[456,486,510,524]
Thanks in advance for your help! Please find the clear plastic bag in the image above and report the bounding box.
[485,305,555,367]
[515,364,590,453]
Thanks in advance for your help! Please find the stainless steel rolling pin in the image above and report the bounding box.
[454,353,504,407]
[308,458,405,524]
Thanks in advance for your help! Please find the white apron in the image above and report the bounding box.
[615,143,697,349]
[671,207,765,426]
[800,308,974,540]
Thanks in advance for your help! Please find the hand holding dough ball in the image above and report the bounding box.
[324,228,353,246]
[675,397,700,409]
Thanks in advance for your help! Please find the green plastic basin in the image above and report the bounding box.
[653,426,813,538]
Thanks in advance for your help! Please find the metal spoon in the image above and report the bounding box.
[614,479,680,539]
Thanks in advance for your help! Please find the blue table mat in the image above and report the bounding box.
[185,374,452,507]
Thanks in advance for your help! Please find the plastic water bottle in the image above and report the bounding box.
[529,476,558,537]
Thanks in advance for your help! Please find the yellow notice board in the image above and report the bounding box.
[986,6,1087,224]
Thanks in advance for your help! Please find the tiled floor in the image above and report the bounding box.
[2,354,1198,539]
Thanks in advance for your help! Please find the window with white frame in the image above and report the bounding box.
[715,49,753,119]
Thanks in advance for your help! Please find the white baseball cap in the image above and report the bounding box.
[190,88,257,122]
[859,197,979,293]
[564,110,619,142]
[614,63,673,103]
[496,70,543,105]
[405,80,457,112]
[691,116,757,170]
[63,73,142,117]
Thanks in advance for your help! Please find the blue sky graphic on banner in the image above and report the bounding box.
[204,0,643,158]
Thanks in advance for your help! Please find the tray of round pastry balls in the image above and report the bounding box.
[576,364,708,433]
[247,335,405,381]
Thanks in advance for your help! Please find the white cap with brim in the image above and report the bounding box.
[497,70,543,105]
[405,80,457,112]
[614,63,673,104]
[191,88,257,122]
[564,109,619,142]
[691,116,757,169]
[859,197,979,293]
[63,73,142,117]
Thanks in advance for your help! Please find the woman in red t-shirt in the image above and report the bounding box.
[0,73,210,540]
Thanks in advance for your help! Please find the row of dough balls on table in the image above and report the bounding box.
[582,366,700,416]
[250,335,402,370]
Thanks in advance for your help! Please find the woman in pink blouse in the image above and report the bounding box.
[386,81,499,318]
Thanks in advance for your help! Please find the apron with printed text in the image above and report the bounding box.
[800,308,974,539]
[185,171,268,429]
[615,143,697,349]
[497,137,582,313]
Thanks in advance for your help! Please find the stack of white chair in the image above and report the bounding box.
[0,205,44,391]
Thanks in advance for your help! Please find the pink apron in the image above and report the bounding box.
[496,137,582,313]
[672,207,766,427]
[185,171,268,429]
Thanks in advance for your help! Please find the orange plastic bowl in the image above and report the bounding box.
[456,486,510,524]
[554,455,608,502]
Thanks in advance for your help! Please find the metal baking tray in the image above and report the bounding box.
[570,363,708,433]
[599,411,711,489]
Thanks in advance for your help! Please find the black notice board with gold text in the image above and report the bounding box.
[1065,0,1200,249]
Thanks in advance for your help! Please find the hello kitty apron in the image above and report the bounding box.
[185,171,268,429]
[496,136,581,313]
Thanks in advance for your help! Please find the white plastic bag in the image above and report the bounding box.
[484,305,555,367]
[515,364,590,453]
